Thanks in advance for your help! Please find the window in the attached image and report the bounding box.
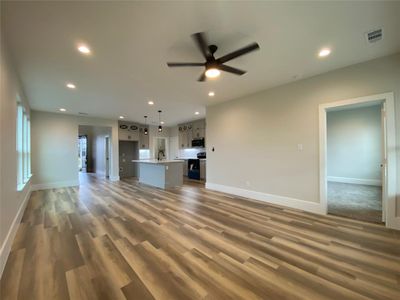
[16,102,31,191]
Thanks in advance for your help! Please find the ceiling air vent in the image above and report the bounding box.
[78,112,88,115]
[365,28,383,43]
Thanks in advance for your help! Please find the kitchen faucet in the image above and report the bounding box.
[157,150,165,161]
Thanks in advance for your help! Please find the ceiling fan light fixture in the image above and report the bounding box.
[205,68,220,78]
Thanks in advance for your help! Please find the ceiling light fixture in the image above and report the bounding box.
[160,121,165,125]
[205,68,221,78]
[66,83,76,89]
[119,116,124,119]
[77,44,91,54]
[158,110,163,132]
[318,48,331,57]
[59,108,66,112]
[195,111,200,115]
[208,91,215,97]
[144,116,148,135]
[148,100,154,105]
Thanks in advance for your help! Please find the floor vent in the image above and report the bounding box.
[365,28,383,43]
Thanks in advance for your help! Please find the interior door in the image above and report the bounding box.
[105,137,110,178]
[381,102,387,222]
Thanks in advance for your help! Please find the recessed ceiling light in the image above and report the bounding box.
[59,108,66,112]
[160,121,165,125]
[208,91,215,97]
[119,116,124,119]
[205,68,220,78]
[77,44,91,54]
[318,48,331,57]
[195,111,200,115]
[66,83,76,89]
[148,100,154,105]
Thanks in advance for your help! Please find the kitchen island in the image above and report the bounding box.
[132,160,184,189]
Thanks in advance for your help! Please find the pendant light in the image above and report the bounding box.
[143,116,148,135]
[158,110,162,132]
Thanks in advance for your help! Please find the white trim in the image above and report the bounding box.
[206,182,324,214]
[319,92,399,230]
[109,175,120,181]
[31,180,79,191]
[0,185,31,278]
[327,176,382,186]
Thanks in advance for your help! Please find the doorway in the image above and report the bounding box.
[319,92,398,229]
[78,135,88,173]
[326,104,383,223]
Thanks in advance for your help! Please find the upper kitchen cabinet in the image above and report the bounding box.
[118,121,149,149]
[192,120,206,139]
[178,124,191,149]
[138,127,149,149]
[119,122,139,141]
[178,119,205,149]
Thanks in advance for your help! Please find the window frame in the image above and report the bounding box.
[16,102,32,191]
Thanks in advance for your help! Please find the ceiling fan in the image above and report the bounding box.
[167,32,260,81]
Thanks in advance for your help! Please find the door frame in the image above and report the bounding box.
[105,136,110,178]
[319,92,398,229]
[78,135,88,172]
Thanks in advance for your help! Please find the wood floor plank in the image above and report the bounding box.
[1,173,399,300]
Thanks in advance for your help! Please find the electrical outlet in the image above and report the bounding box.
[297,144,303,151]
[245,181,250,187]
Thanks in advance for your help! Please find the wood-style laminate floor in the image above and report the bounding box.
[1,174,400,300]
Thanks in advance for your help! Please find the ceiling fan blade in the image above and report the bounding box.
[198,71,206,82]
[167,62,204,67]
[192,32,212,61]
[219,64,246,75]
[217,42,260,64]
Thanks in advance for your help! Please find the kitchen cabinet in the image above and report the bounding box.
[182,159,188,176]
[178,119,205,149]
[192,120,206,140]
[178,124,193,149]
[139,127,149,149]
[200,160,206,180]
[119,122,139,141]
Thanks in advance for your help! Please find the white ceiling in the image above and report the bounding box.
[2,1,400,125]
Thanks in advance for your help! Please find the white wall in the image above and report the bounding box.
[31,111,120,189]
[327,105,382,185]
[0,36,32,276]
[206,53,400,217]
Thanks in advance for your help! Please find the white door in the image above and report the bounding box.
[381,103,387,222]
[105,137,110,178]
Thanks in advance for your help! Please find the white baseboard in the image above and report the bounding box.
[31,179,79,191]
[110,175,120,181]
[0,185,31,279]
[206,182,324,214]
[327,176,382,186]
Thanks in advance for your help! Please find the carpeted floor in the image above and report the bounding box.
[327,181,382,223]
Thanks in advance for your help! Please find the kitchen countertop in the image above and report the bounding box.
[132,159,184,164]
[176,158,206,161]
